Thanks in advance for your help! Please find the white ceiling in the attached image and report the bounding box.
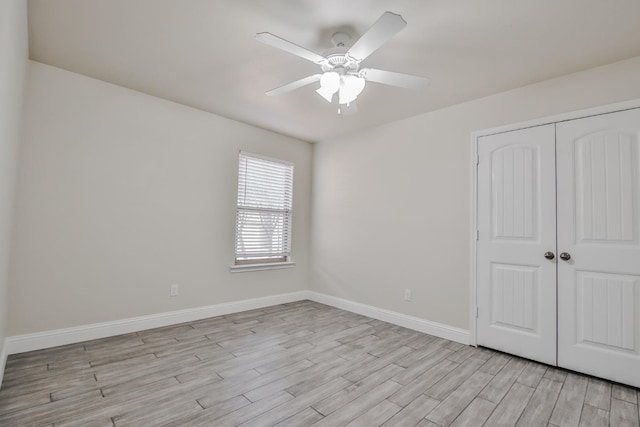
[27,0,640,142]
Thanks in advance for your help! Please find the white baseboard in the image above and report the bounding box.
[307,291,470,345]
[4,290,469,356]
[5,291,308,355]
[0,338,8,390]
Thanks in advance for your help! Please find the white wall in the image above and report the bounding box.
[8,62,312,335]
[9,49,640,342]
[0,0,28,359]
[311,56,640,330]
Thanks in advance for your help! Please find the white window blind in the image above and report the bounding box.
[235,152,293,264]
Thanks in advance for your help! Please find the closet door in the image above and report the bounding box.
[477,124,557,365]
[557,108,640,387]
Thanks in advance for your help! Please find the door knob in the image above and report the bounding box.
[544,251,555,260]
[559,252,571,261]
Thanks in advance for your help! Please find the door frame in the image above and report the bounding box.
[469,98,640,347]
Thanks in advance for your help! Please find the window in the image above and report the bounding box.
[233,152,294,269]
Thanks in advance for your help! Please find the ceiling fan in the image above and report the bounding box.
[256,11,429,115]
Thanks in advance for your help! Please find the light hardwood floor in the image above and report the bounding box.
[0,301,638,426]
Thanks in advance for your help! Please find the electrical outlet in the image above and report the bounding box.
[170,284,179,297]
[404,288,412,302]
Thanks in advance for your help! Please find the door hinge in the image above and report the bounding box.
[476,229,480,240]
[476,154,479,165]
[475,307,479,318]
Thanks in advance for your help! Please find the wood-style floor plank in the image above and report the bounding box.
[450,397,496,427]
[549,373,589,427]
[311,379,401,426]
[483,382,534,426]
[478,357,528,404]
[614,384,639,404]
[516,377,564,427]
[275,407,324,427]
[425,370,493,426]
[579,404,609,427]
[611,398,640,427]
[0,301,637,427]
[585,378,612,411]
[382,394,439,427]
[312,363,403,416]
[388,359,458,407]
[345,399,401,427]
[517,361,547,388]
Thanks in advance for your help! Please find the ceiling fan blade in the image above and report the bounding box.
[266,74,322,96]
[346,12,407,61]
[338,101,358,115]
[361,68,429,90]
[256,32,326,64]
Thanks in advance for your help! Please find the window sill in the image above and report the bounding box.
[229,261,296,273]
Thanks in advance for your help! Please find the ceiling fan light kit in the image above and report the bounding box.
[316,71,365,105]
[256,11,429,115]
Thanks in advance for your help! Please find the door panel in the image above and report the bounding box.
[576,271,637,351]
[557,108,640,387]
[477,124,557,365]
[491,263,538,332]
[491,145,538,241]
[574,131,637,243]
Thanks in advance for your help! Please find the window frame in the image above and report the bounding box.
[229,151,296,273]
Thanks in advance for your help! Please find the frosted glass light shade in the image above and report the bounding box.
[320,72,340,91]
[338,75,366,105]
[316,72,340,103]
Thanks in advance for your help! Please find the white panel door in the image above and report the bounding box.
[477,124,557,365]
[557,108,640,387]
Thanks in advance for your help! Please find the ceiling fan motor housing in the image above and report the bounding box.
[321,32,360,74]
[321,54,360,74]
